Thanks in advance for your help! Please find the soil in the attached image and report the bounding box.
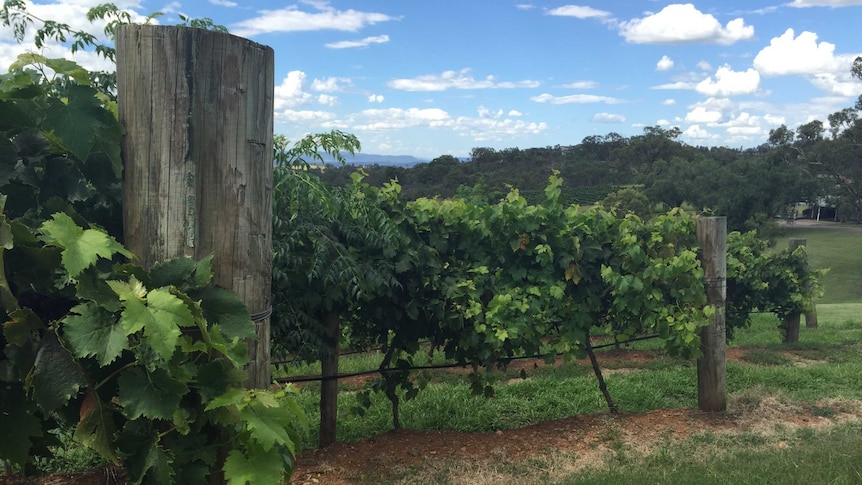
[287,347,862,485]
[4,348,861,485]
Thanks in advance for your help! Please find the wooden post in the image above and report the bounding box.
[319,313,339,447]
[116,25,275,388]
[783,238,814,341]
[696,217,727,412]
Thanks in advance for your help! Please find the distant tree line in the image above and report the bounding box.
[315,97,862,233]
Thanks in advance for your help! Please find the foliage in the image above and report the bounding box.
[0,8,307,481]
[726,231,824,339]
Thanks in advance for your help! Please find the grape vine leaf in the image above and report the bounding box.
[149,255,213,291]
[0,385,44,466]
[39,212,132,278]
[117,367,188,421]
[144,288,194,359]
[116,420,175,485]
[73,390,117,462]
[41,84,103,163]
[199,286,256,340]
[223,446,284,485]
[63,302,128,365]
[242,403,295,453]
[30,333,87,414]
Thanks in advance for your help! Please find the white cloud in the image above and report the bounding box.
[619,4,754,45]
[651,81,696,90]
[697,60,713,71]
[232,3,396,37]
[509,110,523,117]
[662,99,676,105]
[656,55,674,71]
[388,69,541,91]
[274,71,313,110]
[531,93,624,104]
[368,94,384,103]
[276,109,336,123]
[592,112,626,123]
[810,72,862,96]
[208,0,238,6]
[325,35,390,49]
[546,5,612,18]
[787,0,862,6]
[559,80,598,89]
[695,65,760,97]
[685,106,723,123]
[683,124,720,140]
[356,108,451,130]
[753,29,840,76]
[317,94,338,106]
[516,4,536,11]
[311,77,351,92]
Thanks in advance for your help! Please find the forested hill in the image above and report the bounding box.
[312,122,862,231]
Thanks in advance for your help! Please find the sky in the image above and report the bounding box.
[2,1,862,159]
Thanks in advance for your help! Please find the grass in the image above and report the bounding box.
[782,226,862,304]
[288,305,862,483]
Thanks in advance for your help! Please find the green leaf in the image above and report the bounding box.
[0,384,45,466]
[205,388,246,411]
[30,333,87,414]
[199,286,256,340]
[223,446,285,485]
[149,255,212,291]
[44,58,91,85]
[3,308,45,346]
[116,420,175,485]
[39,212,132,278]
[242,402,296,452]
[41,84,103,162]
[63,302,128,365]
[73,390,118,462]
[144,288,193,359]
[117,367,188,420]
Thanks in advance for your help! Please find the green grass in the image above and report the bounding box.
[560,422,862,485]
[782,227,862,304]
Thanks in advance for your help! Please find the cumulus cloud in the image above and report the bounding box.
[356,108,452,130]
[232,3,396,37]
[209,0,238,6]
[317,94,338,106]
[531,93,624,104]
[753,29,840,76]
[546,5,612,18]
[368,94,384,103]
[753,28,862,96]
[311,77,351,92]
[683,124,719,140]
[662,99,676,105]
[389,69,541,91]
[697,60,713,71]
[656,55,674,71]
[274,71,313,110]
[619,4,754,45]
[592,112,626,123]
[325,35,390,49]
[276,109,336,123]
[695,66,761,97]
[685,106,723,123]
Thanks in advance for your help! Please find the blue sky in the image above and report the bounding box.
[2,1,862,158]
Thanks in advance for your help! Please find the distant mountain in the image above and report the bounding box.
[319,152,430,167]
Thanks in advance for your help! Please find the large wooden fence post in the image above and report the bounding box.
[696,217,727,412]
[116,25,275,388]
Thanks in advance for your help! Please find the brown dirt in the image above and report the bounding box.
[288,348,862,485]
[6,347,860,485]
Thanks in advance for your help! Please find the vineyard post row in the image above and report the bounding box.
[115,24,275,389]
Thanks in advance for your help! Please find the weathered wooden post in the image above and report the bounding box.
[116,25,275,388]
[319,313,339,447]
[696,217,727,412]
